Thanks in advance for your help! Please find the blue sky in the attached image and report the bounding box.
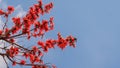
[0,0,120,68]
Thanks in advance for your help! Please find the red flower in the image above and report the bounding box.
[43,65,48,68]
[66,36,77,48]
[29,54,35,63]
[49,17,54,30]
[9,39,15,43]
[5,28,9,33]
[23,53,29,59]
[12,17,21,26]
[34,56,40,62]
[32,46,38,52]
[0,30,2,35]
[0,9,4,15]
[44,2,53,13]
[37,41,44,48]
[11,26,20,34]
[12,61,16,66]
[38,50,43,56]
[38,0,43,6]
[45,39,55,48]
[7,6,14,14]
[42,20,49,32]
[20,60,26,65]
[57,38,67,50]
[43,46,49,52]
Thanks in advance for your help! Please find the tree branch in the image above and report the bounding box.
[2,55,9,68]
[3,17,8,30]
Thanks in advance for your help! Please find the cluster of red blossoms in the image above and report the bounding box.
[0,0,76,68]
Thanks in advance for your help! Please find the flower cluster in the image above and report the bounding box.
[0,6,14,17]
[0,0,76,68]
[6,46,19,58]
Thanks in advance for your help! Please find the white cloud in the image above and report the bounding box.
[0,3,26,68]
[0,41,7,68]
[15,5,26,17]
[0,16,4,29]
[0,2,9,67]
[0,0,7,67]
[0,16,6,68]
[0,56,7,68]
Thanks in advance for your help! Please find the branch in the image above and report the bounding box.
[6,55,46,66]
[3,17,8,30]
[3,39,30,51]
[2,55,9,68]
[0,53,6,56]
[6,27,37,39]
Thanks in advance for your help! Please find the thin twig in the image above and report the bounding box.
[3,39,30,51]
[6,55,45,66]
[3,17,8,30]
[3,55,9,68]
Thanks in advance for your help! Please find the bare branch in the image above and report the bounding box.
[2,55,9,68]
[3,17,8,30]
